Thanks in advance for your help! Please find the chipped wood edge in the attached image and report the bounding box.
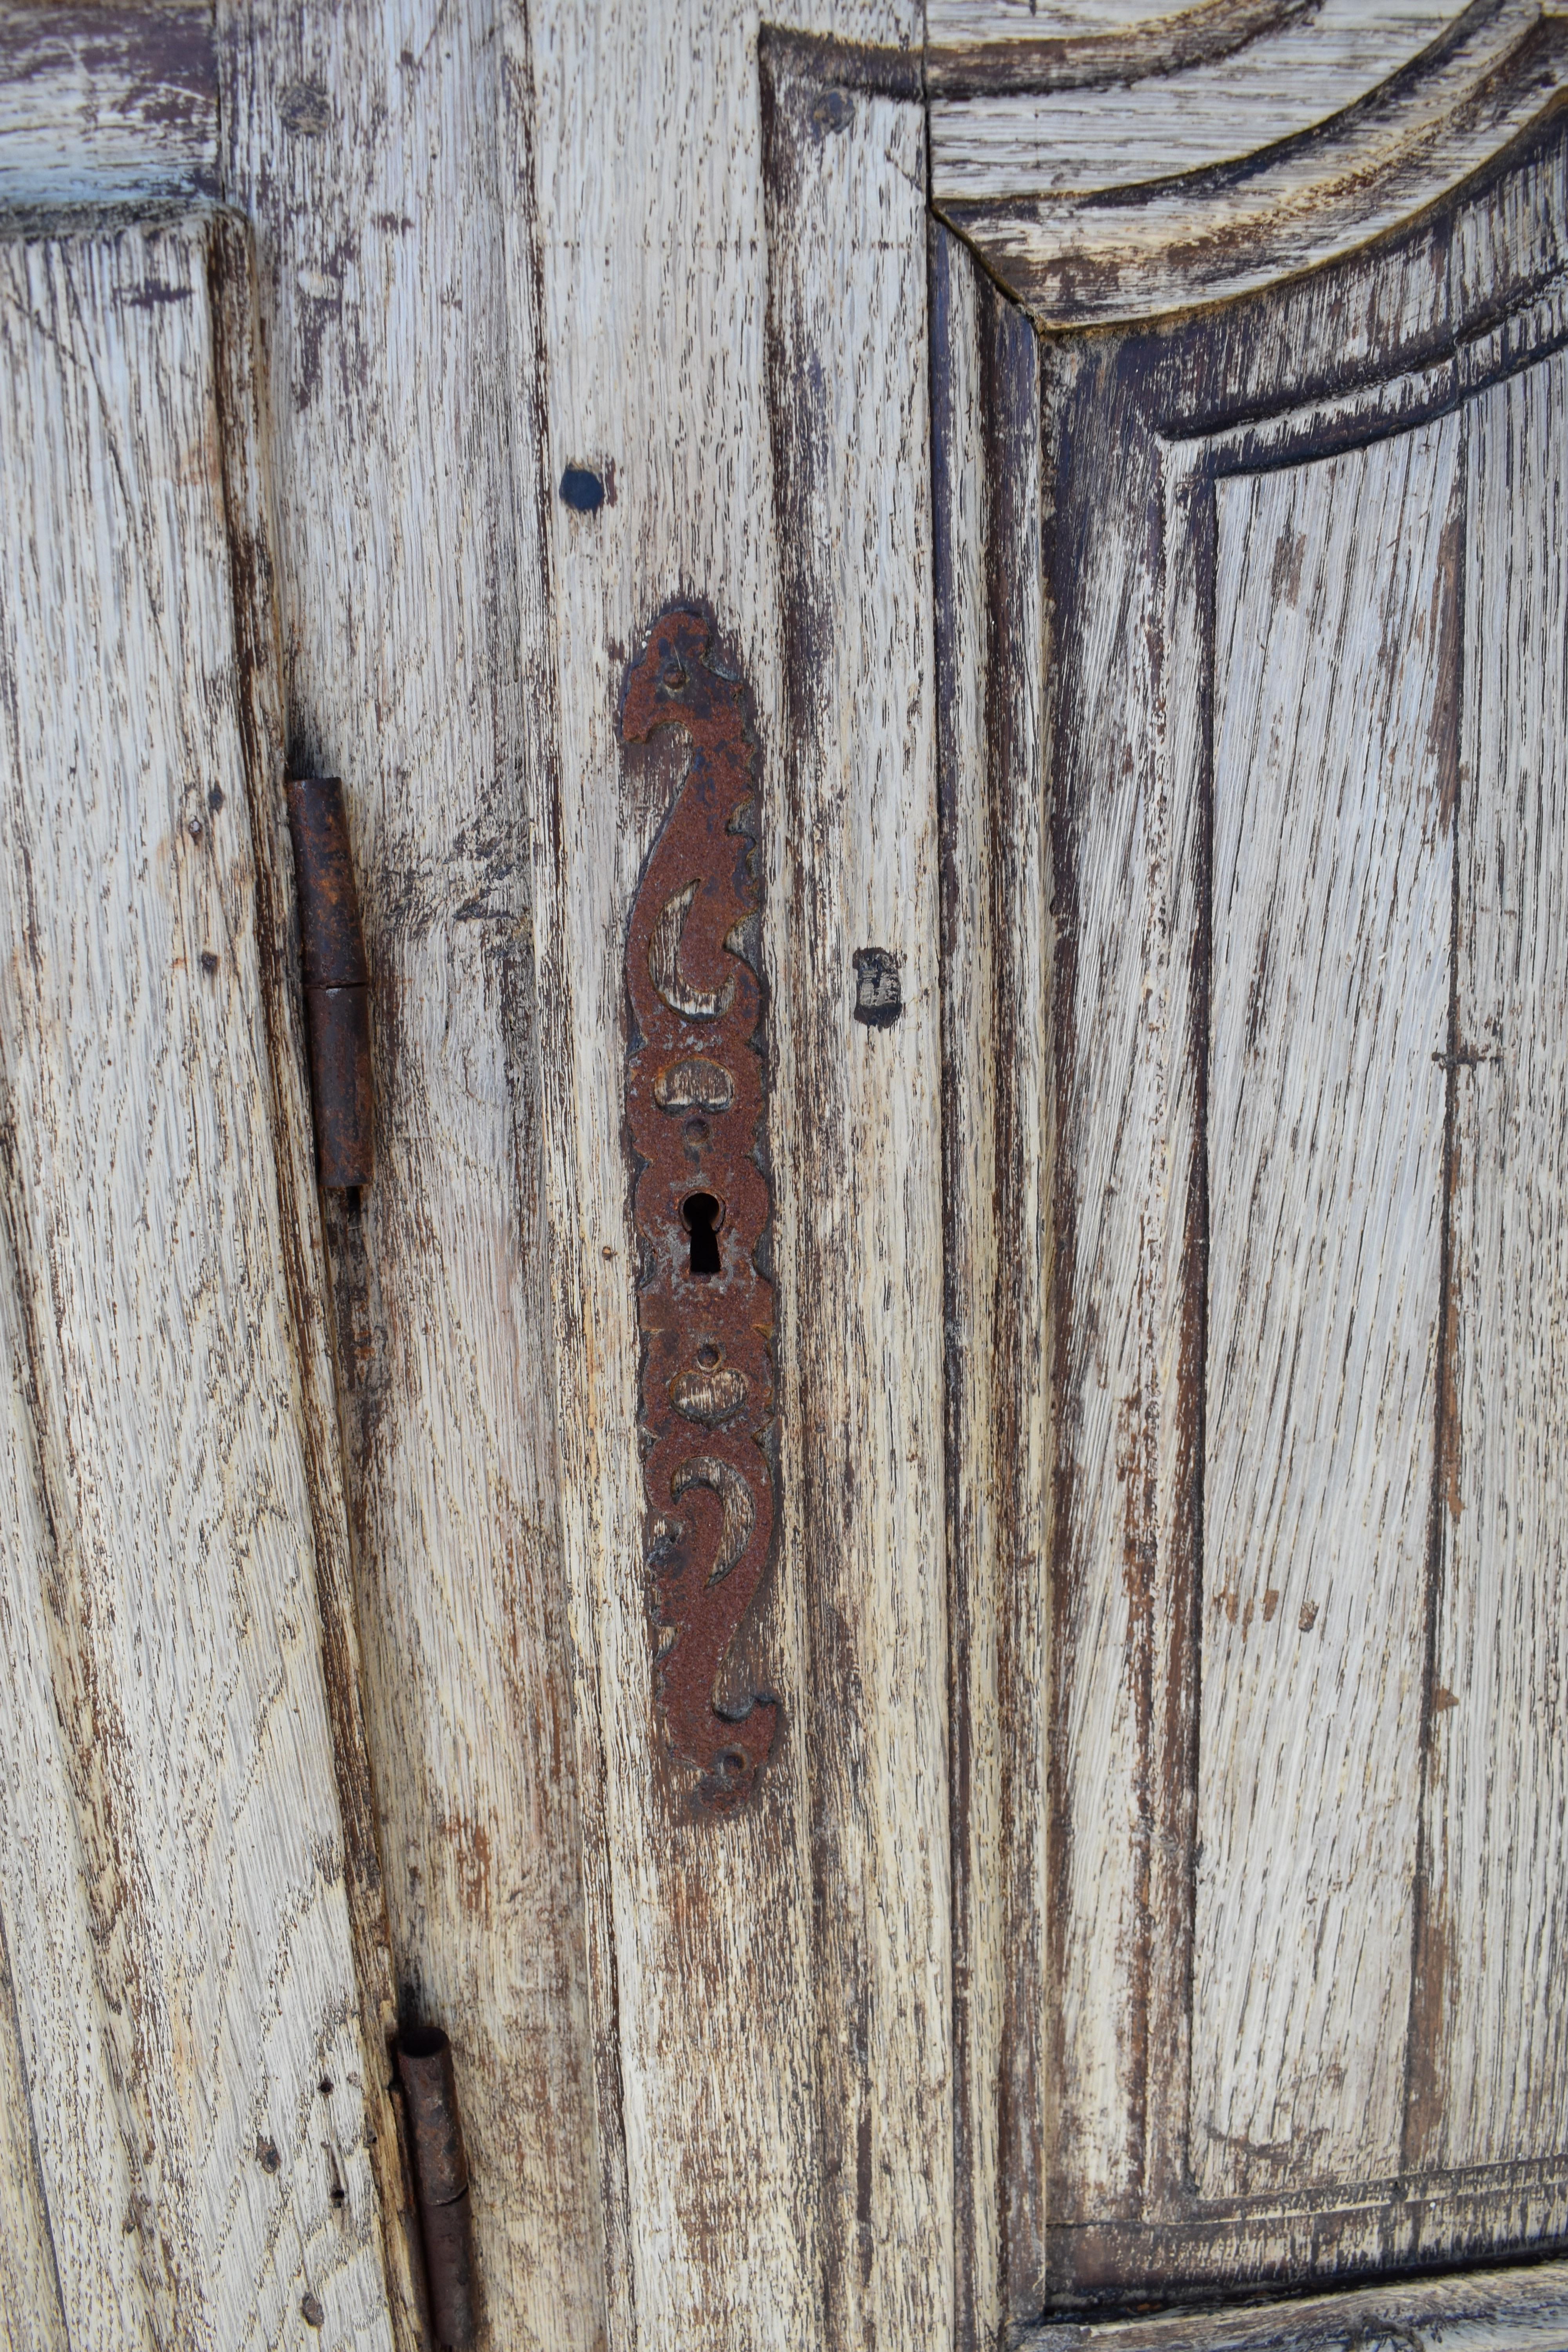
[204,202,428,2352]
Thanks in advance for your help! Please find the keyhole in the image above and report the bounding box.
[682,1192,722,1277]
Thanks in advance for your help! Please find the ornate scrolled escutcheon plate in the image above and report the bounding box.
[620,602,777,1812]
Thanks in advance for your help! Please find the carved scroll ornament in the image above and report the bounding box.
[621,604,777,1812]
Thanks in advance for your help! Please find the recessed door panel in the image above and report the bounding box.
[938,103,1568,2318]
[1194,424,1459,2199]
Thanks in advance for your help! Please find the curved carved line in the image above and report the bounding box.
[649,879,737,1019]
[670,1456,757,1583]
[927,0,1315,100]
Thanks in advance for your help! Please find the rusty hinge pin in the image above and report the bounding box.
[396,2026,478,2349]
[285,775,374,1189]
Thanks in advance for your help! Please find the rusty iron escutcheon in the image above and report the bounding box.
[285,775,374,1189]
[621,603,778,1812]
[396,2027,478,2348]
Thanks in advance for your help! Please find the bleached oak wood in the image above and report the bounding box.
[204,208,425,2350]
[931,220,1051,2351]
[1022,2255,1568,2349]
[926,0,1315,92]
[935,0,1568,325]
[1410,345,1568,2174]
[930,0,1465,201]
[930,0,1272,31]
[0,1906,66,2350]
[764,46,951,2351]
[0,211,393,2349]
[510,0,956,2340]
[942,97,1568,2312]
[216,13,607,2347]
[0,4,216,211]
[1193,423,1459,2196]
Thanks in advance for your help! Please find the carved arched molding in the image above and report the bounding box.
[932,0,1568,325]
[927,0,1319,98]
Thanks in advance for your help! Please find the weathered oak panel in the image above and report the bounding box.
[0,212,393,2350]
[218,9,606,2342]
[944,104,1568,2314]
[1194,424,1459,2196]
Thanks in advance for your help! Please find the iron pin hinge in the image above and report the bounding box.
[286,775,374,1189]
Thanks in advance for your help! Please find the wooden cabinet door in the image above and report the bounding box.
[11,5,1568,2351]
[0,205,414,2347]
[932,3,1568,2342]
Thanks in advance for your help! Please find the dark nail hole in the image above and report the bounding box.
[257,2139,281,2174]
[301,2294,325,2329]
[318,2077,334,2098]
[560,464,604,513]
[696,1342,721,1368]
[200,951,219,975]
[208,786,224,813]
[328,2183,347,2207]
[681,1192,722,1278]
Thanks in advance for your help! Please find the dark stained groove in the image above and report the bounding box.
[1399,406,1470,2182]
[929,213,975,2352]
[1043,2180,1568,2309]
[1041,330,1083,2272]
[985,273,1052,2333]
[927,0,1312,100]
[1161,466,1218,2222]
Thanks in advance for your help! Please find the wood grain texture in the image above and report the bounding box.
[0,4,216,211]
[765,49,951,2352]
[930,0,1465,200]
[510,0,957,2338]
[931,221,1051,2349]
[935,0,1568,325]
[1193,423,1460,2198]
[0,1904,66,2350]
[217,13,606,2347]
[972,112,1568,2305]
[0,212,393,2350]
[1411,345,1568,2174]
[1023,2256,1568,2349]
[925,0,1316,93]
[205,207,425,2352]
